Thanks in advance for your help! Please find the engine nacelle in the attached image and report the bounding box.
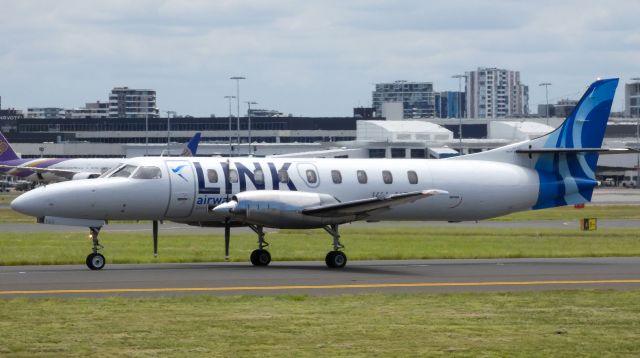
[212,190,346,228]
[72,172,101,180]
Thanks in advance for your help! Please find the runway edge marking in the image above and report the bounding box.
[2,279,640,295]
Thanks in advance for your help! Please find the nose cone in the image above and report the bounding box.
[211,201,237,216]
[11,187,47,217]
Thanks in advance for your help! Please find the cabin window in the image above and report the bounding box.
[207,169,218,183]
[229,169,239,183]
[408,170,418,184]
[382,170,393,184]
[254,169,265,185]
[110,165,137,178]
[331,170,342,184]
[278,169,289,183]
[306,169,317,184]
[132,166,162,179]
[357,170,367,184]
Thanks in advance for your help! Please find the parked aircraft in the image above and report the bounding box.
[0,132,201,183]
[11,79,620,270]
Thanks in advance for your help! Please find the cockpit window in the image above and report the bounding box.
[99,163,124,178]
[132,166,162,179]
[110,165,138,178]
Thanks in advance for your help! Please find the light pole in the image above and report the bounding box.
[452,74,466,155]
[539,82,552,125]
[166,111,176,153]
[224,95,236,156]
[245,101,257,156]
[632,77,640,188]
[230,76,245,151]
[145,113,149,156]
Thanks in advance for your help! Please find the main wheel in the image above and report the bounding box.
[325,251,347,268]
[250,249,271,266]
[86,253,106,270]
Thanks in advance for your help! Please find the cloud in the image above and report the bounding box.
[0,0,637,115]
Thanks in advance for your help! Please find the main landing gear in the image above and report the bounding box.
[224,222,347,268]
[86,227,105,270]
[324,224,347,268]
[249,225,271,266]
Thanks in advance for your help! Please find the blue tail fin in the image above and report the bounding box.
[181,132,201,157]
[533,78,618,209]
[0,131,19,161]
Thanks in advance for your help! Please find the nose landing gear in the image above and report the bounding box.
[86,227,105,270]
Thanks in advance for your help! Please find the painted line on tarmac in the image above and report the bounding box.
[2,279,640,295]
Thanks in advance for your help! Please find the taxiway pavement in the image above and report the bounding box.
[1,257,640,298]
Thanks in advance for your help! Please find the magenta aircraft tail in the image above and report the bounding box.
[0,131,20,161]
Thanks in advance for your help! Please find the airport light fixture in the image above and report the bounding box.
[451,74,467,155]
[224,95,236,156]
[230,76,246,151]
[539,82,552,125]
[166,111,177,151]
[245,101,258,156]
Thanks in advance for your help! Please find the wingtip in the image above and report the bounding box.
[422,189,449,196]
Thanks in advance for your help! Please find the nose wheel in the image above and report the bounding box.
[86,227,106,270]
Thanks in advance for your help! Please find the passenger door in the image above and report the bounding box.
[165,160,196,218]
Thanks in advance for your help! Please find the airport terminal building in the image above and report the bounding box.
[1,114,639,179]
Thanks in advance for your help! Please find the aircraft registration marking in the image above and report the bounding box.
[1,279,640,295]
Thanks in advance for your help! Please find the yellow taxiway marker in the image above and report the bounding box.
[1,279,640,295]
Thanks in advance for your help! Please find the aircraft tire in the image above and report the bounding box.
[86,253,106,270]
[250,249,271,266]
[325,251,347,268]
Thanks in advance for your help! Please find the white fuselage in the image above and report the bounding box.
[14,157,541,224]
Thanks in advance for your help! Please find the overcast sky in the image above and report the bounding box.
[1,0,638,117]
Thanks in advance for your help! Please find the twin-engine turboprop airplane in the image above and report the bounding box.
[0,132,201,183]
[11,79,620,270]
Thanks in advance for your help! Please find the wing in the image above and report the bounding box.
[0,164,88,180]
[302,189,448,218]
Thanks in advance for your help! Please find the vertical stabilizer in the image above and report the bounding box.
[179,132,202,157]
[0,131,19,162]
[531,78,618,209]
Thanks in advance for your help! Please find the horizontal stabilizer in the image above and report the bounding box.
[302,189,448,218]
[515,148,635,155]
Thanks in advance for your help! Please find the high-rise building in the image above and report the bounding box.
[435,91,465,118]
[372,81,435,119]
[625,81,640,117]
[108,87,158,118]
[465,67,529,118]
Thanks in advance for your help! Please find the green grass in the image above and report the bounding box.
[2,204,640,225]
[493,204,640,221]
[0,192,19,205]
[0,209,37,223]
[1,227,639,265]
[1,290,640,356]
